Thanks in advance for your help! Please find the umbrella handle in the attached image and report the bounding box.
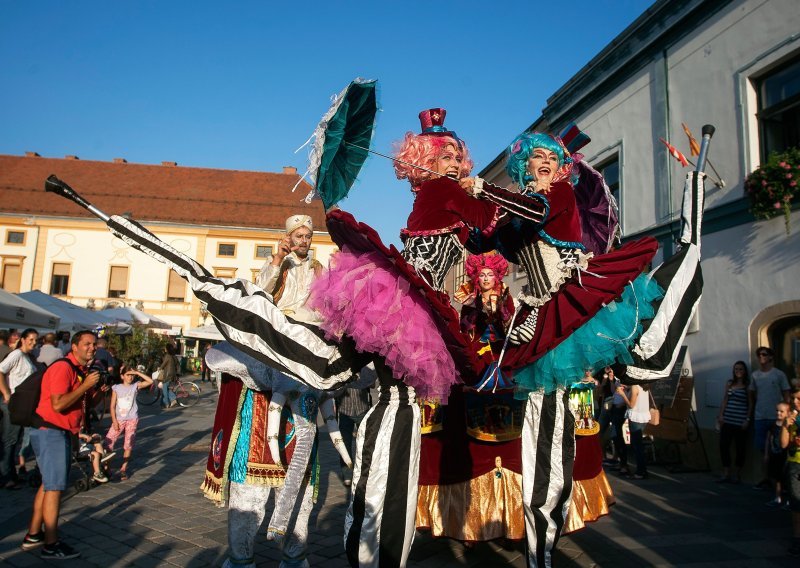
[695,124,715,174]
[45,175,110,222]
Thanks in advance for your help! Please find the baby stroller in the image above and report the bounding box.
[24,433,114,492]
[73,434,115,492]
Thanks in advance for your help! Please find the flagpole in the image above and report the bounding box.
[682,122,725,187]
[683,158,725,188]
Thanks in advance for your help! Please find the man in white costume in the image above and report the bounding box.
[257,214,322,324]
[217,214,351,568]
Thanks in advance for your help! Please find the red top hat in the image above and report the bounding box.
[418,108,462,145]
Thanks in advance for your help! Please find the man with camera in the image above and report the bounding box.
[21,330,102,560]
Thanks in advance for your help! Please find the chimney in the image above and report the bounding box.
[161,161,177,167]
[65,155,80,160]
[282,166,297,175]
[24,151,41,158]
[113,158,127,164]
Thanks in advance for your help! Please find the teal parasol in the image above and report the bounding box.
[295,78,377,210]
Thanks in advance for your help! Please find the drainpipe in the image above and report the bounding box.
[663,48,674,253]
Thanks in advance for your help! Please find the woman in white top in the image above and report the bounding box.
[0,328,39,489]
[616,383,651,479]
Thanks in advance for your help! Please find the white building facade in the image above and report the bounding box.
[481,0,800,453]
[1,155,334,335]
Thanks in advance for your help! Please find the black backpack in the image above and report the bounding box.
[8,357,79,427]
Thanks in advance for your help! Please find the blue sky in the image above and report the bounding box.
[1,0,653,246]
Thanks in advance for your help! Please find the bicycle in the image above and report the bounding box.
[136,376,201,408]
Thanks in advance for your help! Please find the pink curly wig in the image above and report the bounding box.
[393,133,474,189]
[465,252,509,288]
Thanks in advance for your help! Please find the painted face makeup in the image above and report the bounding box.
[526,148,560,186]
[477,268,497,293]
[433,144,464,179]
[289,226,313,257]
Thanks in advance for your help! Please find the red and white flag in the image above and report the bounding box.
[659,138,689,167]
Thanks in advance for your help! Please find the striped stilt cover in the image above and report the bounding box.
[522,388,575,568]
[345,363,420,568]
[627,171,705,382]
[106,215,361,390]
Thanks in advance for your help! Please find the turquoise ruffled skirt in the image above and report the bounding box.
[513,274,664,398]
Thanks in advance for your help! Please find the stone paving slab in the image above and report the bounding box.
[0,377,796,566]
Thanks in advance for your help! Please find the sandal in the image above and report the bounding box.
[119,471,129,481]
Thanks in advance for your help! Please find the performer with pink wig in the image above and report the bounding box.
[309,109,547,568]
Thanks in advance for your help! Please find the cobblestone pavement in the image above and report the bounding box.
[0,379,796,567]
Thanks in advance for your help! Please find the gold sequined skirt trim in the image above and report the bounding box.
[416,467,525,541]
[563,469,615,535]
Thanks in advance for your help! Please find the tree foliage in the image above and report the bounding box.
[107,324,171,372]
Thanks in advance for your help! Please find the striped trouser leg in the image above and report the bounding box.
[344,361,420,568]
[522,388,575,568]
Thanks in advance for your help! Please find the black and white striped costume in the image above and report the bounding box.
[106,215,366,390]
[345,359,419,568]
[626,172,705,382]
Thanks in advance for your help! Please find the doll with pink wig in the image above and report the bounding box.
[417,251,525,543]
[457,252,515,365]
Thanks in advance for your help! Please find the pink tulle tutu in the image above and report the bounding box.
[308,247,458,401]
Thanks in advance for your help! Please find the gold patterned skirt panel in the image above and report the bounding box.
[416,467,525,542]
[562,469,615,535]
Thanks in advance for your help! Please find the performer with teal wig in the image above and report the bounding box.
[468,129,662,567]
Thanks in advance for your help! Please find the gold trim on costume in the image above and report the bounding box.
[563,469,615,534]
[419,398,444,434]
[416,467,525,541]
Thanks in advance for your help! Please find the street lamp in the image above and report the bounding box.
[199,303,209,326]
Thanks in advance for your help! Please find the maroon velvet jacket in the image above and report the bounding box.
[401,177,499,243]
[539,180,583,244]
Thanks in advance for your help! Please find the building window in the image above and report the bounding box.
[452,251,467,291]
[598,156,620,207]
[166,269,186,302]
[6,230,25,245]
[757,56,800,159]
[108,266,129,298]
[1,259,22,293]
[255,244,273,259]
[214,267,237,279]
[218,243,236,257]
[50,263,71,296]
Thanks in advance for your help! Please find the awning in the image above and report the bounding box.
[18,290,130,333]
[182,324,224,341]
[0,288,60,331]
[97,306,172,330]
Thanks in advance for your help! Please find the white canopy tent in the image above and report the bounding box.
[182,324,224,341]
[0,287,60,332]
[97,306,172,330]
[18,290,131,333]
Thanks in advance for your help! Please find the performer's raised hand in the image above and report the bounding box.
[271,237,294,266]
[459,176,484,196]
[459,177,476,194]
